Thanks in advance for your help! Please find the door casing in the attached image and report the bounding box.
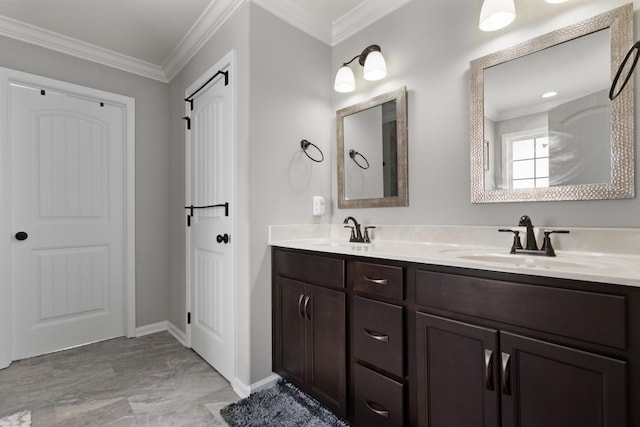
[0,67,136,369]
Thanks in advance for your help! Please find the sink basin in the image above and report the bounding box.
[457,253,629,271]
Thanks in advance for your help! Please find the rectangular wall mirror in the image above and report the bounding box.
[470,4,634,203]
[337,86,408,208]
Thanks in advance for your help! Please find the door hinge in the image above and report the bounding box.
[187,312,191,324]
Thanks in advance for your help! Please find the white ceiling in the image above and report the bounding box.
[0,0,412,82]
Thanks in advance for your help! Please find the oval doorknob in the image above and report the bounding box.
[15,231,28,241]
[216,233,230,244]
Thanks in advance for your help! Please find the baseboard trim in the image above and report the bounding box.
[135,321,187,347]
[135,321,167,337]
[232,373,281,398]
[167,321,188,346]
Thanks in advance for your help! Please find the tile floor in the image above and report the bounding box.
[0,332,238,426]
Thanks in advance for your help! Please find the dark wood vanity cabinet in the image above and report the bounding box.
[415,313,626,427]
[272,247,639,427]
[272,249,347,416]
[415,269,629,427]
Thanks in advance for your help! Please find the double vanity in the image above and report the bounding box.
[270,223,640,426]
[273,4,640,425]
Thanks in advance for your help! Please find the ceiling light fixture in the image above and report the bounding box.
[545,0,569,4]
[479,0,516,32]
[541,91,558,98]
[334,45,387,93]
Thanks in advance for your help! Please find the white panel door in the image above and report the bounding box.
[10,84,125,360]
[187,64,234,382]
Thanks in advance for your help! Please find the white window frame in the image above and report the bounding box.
[501,127,549,189]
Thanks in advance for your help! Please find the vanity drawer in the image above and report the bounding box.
[349,261,403,300]
[415,270,626,349]
[354,363,404,427]
[352,296,404,377]
[273,249,344,289]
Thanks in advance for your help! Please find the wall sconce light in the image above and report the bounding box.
[479,0,516,32]
[334,44,387,93]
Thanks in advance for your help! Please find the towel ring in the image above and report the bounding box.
[610,41,640,101]
[349,149,370,170]
[300,139,324,163]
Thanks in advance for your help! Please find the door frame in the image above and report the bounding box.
[0,68,136,369]
[185,50,236,370]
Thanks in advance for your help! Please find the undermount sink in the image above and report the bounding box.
[456,252,628,271]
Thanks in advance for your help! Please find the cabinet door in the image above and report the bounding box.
[500,331,627,427]
[307,284,347,416]
[273,276,306,386]
[416,312,500,427]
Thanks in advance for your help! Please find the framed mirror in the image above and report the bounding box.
[337,86,408,208]
[470,4,634,203]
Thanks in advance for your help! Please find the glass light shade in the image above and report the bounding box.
[334,66,355,92]
[363,50,387,81]
[479,0,516,32]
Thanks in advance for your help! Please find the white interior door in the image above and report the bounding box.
[186,57,235,382]
[10,83,127,361]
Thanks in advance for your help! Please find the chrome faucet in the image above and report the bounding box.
[343,216,364,242]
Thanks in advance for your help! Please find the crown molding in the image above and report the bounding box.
[0,14,167,82]
[251,0,332,45]
[162,0,246,81]
[0,0,247,83]
[0,0,412,82]
[332,0,412,46]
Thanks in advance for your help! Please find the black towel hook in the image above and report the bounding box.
[610,41,640,101]
[300,139,324,163]
[349,149,370,170]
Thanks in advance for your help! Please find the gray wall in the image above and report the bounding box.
[332,0,639,228]
[167,3,332,385]
[0,35,171,327]
[248,4,332,383]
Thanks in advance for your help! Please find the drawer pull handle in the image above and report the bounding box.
[364,276,389,286]
[365,400,389,418]
[501,351,511,396]
[484,349,494,391]
[364,329,389,343]
[298,294,305,319]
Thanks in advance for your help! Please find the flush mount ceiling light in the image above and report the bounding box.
[541,91,558,98]
[334,44,387,93]
[479,0,516,32]
[545,0,569,3]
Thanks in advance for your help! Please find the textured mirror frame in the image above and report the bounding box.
[337,86,408,208]
[470,4,634,203]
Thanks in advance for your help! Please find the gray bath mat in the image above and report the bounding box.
[220,380,350,427]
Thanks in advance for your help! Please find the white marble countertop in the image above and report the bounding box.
[269,224,640,287]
